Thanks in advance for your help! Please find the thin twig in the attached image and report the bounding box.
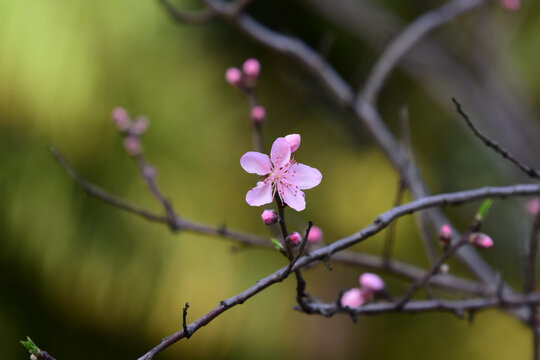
[383,179,406,263]
[182,302,191,339]
[453,98,540,179]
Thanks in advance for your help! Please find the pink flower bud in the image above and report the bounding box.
[307,226,323,243]
[284,134,301,153]
[469,233,494,249]
[439,224,453,245]
[124,136,142,156]
[251,106,266,124]
[131,116,149,135]
[286,232,302,247]
[340,288,366,308]
[359,273,385,293]
[261,209,279,225]
[527,198,540,217]
[225,67,243,87]
[242,58,261,79]
[502,0,520,10]
[112,107,130,131]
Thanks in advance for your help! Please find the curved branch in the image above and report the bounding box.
[360,0,486,104]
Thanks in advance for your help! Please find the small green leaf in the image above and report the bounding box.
[271,238,283,250]
[476,199,493,220]
[20,337,39,355]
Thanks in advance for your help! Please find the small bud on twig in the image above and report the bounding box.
[527,198,540,217]
[340,288,366,308]
[439,224,453,245]
[469,233,494,249]
[261,209,279,225]
[307,226,323,244]
[359,273,385,293]
[225,67,243,87]
[251,106,266,124]
[285,232,302,247]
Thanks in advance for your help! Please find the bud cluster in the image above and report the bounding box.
[340,273,386,309]
[111,107,151,156]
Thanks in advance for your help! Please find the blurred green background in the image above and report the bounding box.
[1,0,540,359]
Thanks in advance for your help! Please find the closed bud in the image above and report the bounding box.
[469,233,494,249]
[261,209,279,225]
[439,224,453,245]
[340,288,366,308]
[124,136,142,156]
[251,106,266,124]
[285,134,301,153]
[527,198,540,217]
[242,58,261,79]
[225,67,243,87]
[307,226,323,244]
[286,232,302,247]
[112,107,130,131]
[131,116,149,135]
[359,273,385,293]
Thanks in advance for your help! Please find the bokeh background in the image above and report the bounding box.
[1,0,540,359]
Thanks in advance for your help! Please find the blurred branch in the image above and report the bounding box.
[50,145,271,247]
[138,182,540,359]
[158,0,217,24]
[360,0,485,104]
[453,98,540,179]
[525,212,540,293]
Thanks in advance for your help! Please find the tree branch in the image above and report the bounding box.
[138,182,540,359]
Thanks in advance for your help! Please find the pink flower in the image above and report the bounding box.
[124,136,142,156]
[502,0,520,10]
[439,224,453,245]
[359,273,385,293]
[240,137,322,211]
[225,67,243,87]
[307,226,323,243]
[243,58,261,78]
[527,198,540,217]
[261,209,279,225]
[251,106,266,124]
[470,233,494,249]
[341,288,366,308]
[285,134,301,153]
[286,232,302,247]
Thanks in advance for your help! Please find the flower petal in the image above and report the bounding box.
[288,163,322,189]
[246,181,274,206]
[240,152,272,175]
[270,137,291,169]
[280,184,306,211]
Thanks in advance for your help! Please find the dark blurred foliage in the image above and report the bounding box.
[1,0,539,359]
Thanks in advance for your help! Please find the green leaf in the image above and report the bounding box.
[476,199,493,220]
[271,238,283,250]
[20,336,39,355]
